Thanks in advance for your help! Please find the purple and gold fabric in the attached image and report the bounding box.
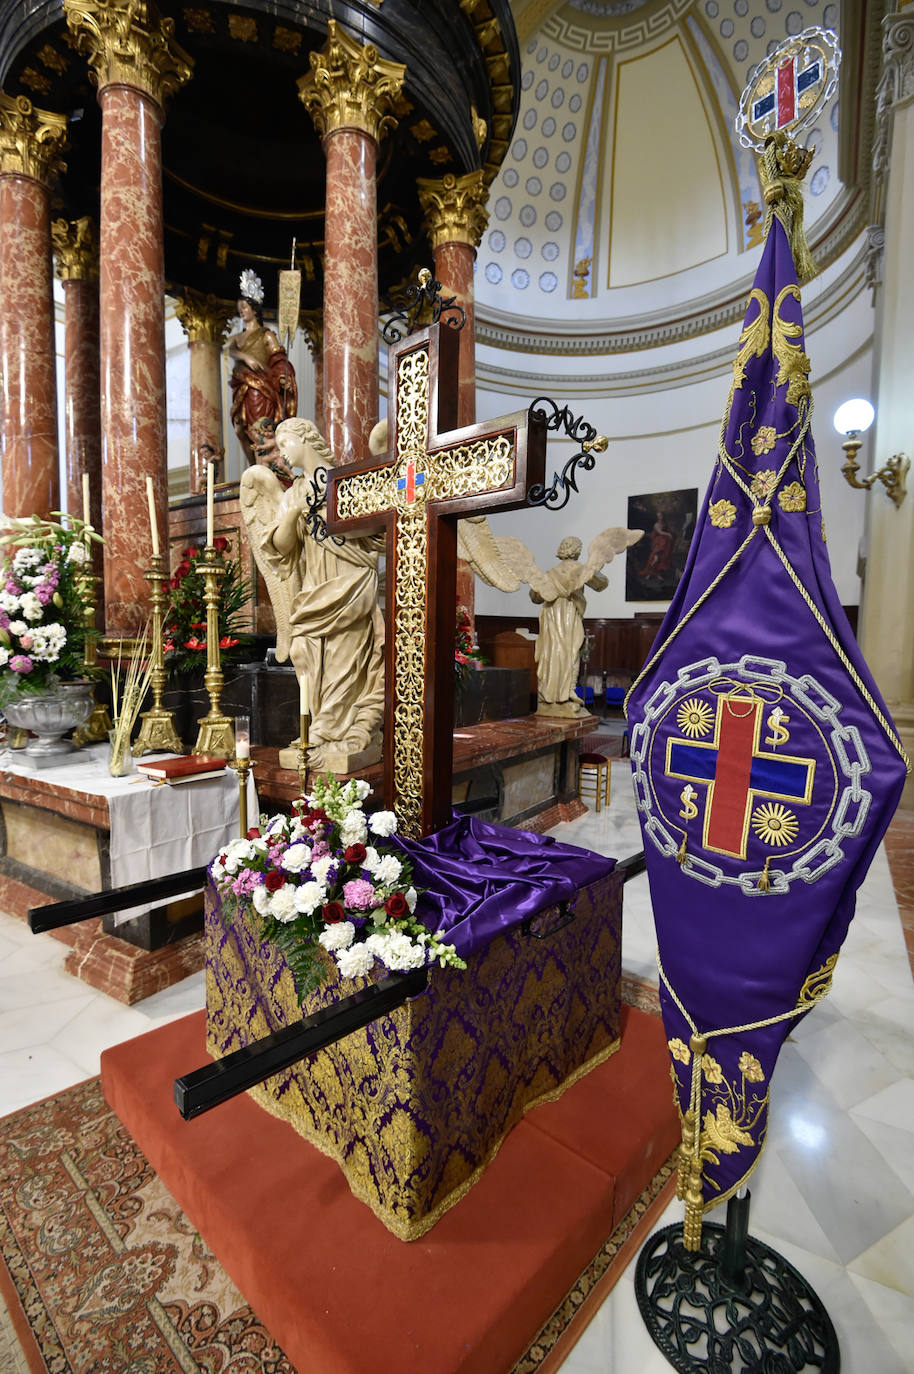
[626,218,909,1247]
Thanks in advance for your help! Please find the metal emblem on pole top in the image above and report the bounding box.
[736,27,841,151]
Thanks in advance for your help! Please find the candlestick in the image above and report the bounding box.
[234,714,250,760]
[228,754,254,836]
[82,472,90,528]
[299,674,309,717]
[296,710,310,797]
[206,462,214,547]
[146,475,159,558]
[192,545,235,758]
[131,553,184,756]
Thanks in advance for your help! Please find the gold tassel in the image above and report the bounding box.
[759,132,817,284]
[682,1156,705,1251]
[676,1109,695,1200]
[757,855,772,893]
[677,834,688,865]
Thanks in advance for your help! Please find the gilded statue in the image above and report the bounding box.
[239,417,385,772]
[458,521,643,717]
[226,268,298,465]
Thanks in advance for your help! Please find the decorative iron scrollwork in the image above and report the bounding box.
[525,397,608,511]
[303,466,344,545]
[379,267,466,344]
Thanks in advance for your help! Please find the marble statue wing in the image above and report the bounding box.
[456,515,522,593]
[487,535,557,602]
[238,466,302,663]
[581,526,644,581]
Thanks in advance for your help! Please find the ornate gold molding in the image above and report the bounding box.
[52,215,99,279]
[299,308,324,357]
[173,287,233,343]
[0,92,67,184]
[64,0,193,111]
[417,170,489,249]
[297,20,405,144]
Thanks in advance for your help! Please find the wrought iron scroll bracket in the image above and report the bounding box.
[379,266,466,344]
[303,466,345,546]
[526,397,609,512]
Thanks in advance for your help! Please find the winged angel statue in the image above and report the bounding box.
[239,417,385,771]
[458,519,644,717]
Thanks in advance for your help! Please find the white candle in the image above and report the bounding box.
[235,739,250,759]
[206,462,214,547]
[145,475,159,557]
[82,472,90,527]
[234,715,250,759]
[299,675,309,717]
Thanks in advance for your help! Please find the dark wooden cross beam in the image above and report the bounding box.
[327,323,546,839]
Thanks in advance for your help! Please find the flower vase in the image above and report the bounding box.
[3,683,94,758]
[108,727,135,777]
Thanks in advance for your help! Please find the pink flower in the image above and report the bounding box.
[10,655,33,673]
[18,634,32,650]
[311,840,330,860]
[342,878,377,911]
[35,588,51,604]
[231,870,262,897]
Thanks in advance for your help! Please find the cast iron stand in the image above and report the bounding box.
[635,1190,840,1372]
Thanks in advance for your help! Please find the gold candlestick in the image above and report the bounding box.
[228,755,254,836]
[133,554,184,755]
[297,710,310,797]
[72,547,112,746]
[193,545,236,758]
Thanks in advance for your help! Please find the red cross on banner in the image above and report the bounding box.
[666,694,816,859]
[776,58,796,129]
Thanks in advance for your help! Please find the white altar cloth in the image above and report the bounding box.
[3,745,258,923]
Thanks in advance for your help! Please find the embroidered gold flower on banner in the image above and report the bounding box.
[669,1038,690,1064]
[738,1051,765,1083]
[751,426,777,456]
[702,1056,724,1085]
[751,801,799,847]
[778,481,807,512]
[709,499,737,528]
[750,469,777,500]
[676,698,714,738]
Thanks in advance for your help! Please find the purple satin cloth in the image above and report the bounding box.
[393,814,615,958]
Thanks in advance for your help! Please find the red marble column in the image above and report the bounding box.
[0,94,68,518]
[174,291,231,493]
[65,0,192,632]
[298,22,404,464]
[417,171,489,428]
[52,217,102,531]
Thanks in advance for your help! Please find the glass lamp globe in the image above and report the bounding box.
[833,399,875,437]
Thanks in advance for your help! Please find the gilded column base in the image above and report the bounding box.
[73,697,114,746]
[132,707,184,756]
[193,714,235,758]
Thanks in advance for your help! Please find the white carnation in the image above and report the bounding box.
[373,854,402,886]
[361,845,381,874]
[368,810,397,838]
[344,779,372,803]
[8,619,26,635]
[293,880,325,916]
[318,920,355,952]
[282,842,312,874]
[339,812,367,846]
[66,541,88,564]
[405,886,417,913]
[336,943,376,979]
[310,853,336,883]
[268,885,299,923]
[19,592,42,622]
[252,884,272,916]
[372,930,425,972]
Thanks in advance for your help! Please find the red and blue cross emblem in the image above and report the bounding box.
[665,693,815,859]
[752,54,822,131]
[397,456,426,505]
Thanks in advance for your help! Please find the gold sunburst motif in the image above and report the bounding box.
[677,697,714,738]
[751,802,799,847]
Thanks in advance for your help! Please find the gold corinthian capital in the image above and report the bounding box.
[0,92,68,184]
[173,288,233,344]
[64,0,193,111]
[298,20,405,144]
[52,216,99,280]
[417,170,490,250]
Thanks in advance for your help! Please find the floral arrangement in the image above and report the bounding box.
[455,600,482,700]
[211,773,465,1000]
[0,514,99,707]
[164,538,250,677]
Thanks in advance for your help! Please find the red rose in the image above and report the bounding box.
[385,892,408,918]
[214,535,228,552]
[344,843,367,864]
[322,901,345,924]
[303,807,329,832]
[175,561,191,580]
[264,870,285,891]
[246,827,261,840]
[183,545,199,559]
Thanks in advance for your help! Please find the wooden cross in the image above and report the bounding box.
[326,323,546,839]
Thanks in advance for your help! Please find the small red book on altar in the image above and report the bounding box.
[135,755,227,784]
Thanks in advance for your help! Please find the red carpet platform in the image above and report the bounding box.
[101,1004,679,1374]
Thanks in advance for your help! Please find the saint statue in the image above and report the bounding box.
[226,268,298,465]
[457,520,643,717]
[239,416,385,773]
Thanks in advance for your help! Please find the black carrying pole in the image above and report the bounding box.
[635,1188,840,1371]
[28,867,208,933]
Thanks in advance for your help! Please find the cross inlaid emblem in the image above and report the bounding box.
[326,324,546,839]
[752,53,822,131]
[665,693,815,859]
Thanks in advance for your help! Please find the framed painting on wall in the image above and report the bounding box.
[625,488,698,602]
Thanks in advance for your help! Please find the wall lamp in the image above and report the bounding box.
[833,399,909,508]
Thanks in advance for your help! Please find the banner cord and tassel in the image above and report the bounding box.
[759,132,817,286]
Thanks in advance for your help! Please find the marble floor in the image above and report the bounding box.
[0,765,912,1372]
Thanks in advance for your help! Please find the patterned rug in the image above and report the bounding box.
[0,1078,675,1373]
